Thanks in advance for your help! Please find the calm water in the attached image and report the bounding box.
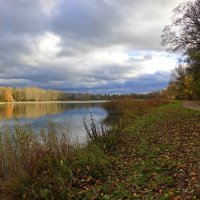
[0,101,107,142]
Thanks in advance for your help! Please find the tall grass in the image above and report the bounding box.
[103,98,169,130]
[0,121,72,181]
[83,112,108,141]
[0,120,110,199]
[104,98,168,116]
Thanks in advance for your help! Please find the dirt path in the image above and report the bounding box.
[183,101,200,111]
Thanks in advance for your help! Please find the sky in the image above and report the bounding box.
[0,0,183,94]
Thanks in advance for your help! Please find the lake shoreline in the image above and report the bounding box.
[0,101,108,143]
[0,100,108,105]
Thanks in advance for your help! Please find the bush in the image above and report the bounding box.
[73,145,109,179]
[103,98,168,118]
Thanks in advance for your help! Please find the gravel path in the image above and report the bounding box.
[183,101,200,111]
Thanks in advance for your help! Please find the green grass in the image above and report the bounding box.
[81,101,200,199]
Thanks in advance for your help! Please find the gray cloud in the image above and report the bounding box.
[60,71,170,94]
[0,0,181,93]
[50,0,182,51]
[0,0,46,34]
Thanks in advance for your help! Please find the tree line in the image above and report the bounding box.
[0,87,64,102]
[0,87,112,102]
[162,0,200,100]
[0,87,115,102]
[0,86,167,102]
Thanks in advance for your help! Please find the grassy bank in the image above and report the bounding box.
[97,100,200,199]
[0,99,200,199]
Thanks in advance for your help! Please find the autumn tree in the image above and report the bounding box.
[4,88,14,102]
[162,0,200,100]
[186,50,200,99]
[167,65,193,100]
[0,86,110,102]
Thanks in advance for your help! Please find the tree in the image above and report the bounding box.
[162,0,200,100]
[167,65,193,100]
[186,50,200,99]
[161,0,200,53]
[4,88,14,102]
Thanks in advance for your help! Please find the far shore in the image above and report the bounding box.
[0,100,108,105]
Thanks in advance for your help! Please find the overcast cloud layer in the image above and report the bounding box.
[0,0,182,93]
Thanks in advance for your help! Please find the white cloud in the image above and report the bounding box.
[143,53,177,74]
[36,32,61,56]
[20,32,61,66]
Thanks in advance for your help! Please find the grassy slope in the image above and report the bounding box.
[1,101,200,199]
[83,101,200,199]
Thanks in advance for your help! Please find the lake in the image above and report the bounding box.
[0,101,107,143]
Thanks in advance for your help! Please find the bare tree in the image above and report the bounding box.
[161,0,200,52]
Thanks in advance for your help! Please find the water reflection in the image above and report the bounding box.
[0,102,107,142]
[0,102,106,120]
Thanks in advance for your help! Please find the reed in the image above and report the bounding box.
[0,121,72,181]
[103,97,168,117]
[0,120,109,199]
[83,112,108,141]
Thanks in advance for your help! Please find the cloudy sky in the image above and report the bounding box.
[0,0,182,94]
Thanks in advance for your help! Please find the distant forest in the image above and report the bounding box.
[0,87,166,102]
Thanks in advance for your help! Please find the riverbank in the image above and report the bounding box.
[79,100,200,199]
[99,101,200,199]
[1,100,200,199]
